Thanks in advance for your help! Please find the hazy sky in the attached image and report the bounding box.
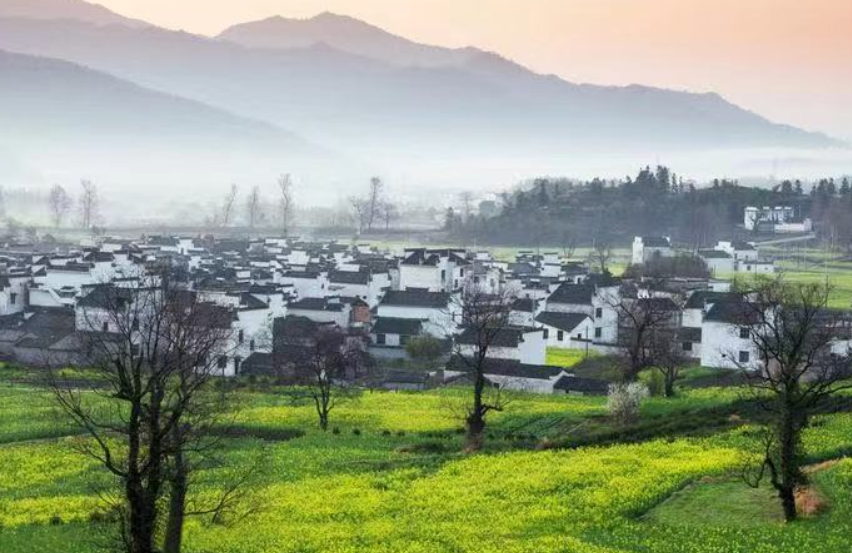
[98,0,852,140]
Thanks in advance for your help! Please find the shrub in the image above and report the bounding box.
[607,382,650,426]
[352,428,361,436]
[640,370,666,397]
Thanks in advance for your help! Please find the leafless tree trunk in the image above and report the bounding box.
[450,284,515,450]
[48,184,72,228]
[367,177,383,231]
[609,289,683,382]
[348,196,368,234]
[592,240,612,274]
[78,179,99,229]
[48,276,241,553]
[220,184,239,227]
[736,277,852,522]
[277,174,295,236]
[245,185,263,229]
[285,327,369,430]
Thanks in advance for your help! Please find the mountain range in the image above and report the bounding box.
[0,0,845,197]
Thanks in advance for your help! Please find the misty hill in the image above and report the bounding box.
[0,5,845,191]
[217,12,482,68]
[0,49,334,191]
[0,0,148,27]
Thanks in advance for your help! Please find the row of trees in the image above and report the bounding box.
[211,175,295,233]
[348,177,399,233]
[45,180,100,229]
[445,166,837,249]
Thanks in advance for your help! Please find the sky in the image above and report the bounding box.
[96,0,852,140]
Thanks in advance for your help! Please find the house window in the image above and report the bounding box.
[441,269,446,281]
[400,335,410,346]
[9,293,16,305]
[102,322,109,333]
[460,268,465,277]
[595,307,603,319]
[594,327,602,339]
[739,351,750,363]
[543,329,549,339]
[557,330,564,341]
[249,340,256,351]
[682,342,693,352]
[238,330,245,344]
[234,356,242,374]
[130,344,140,357]
[217,356,228,369]
[576,333,582,340]
[376,334,386,345]
[474,276,480,284]
[739,327,749,339]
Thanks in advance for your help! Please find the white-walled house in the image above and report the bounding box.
[698,250,734,275]
[535,312,594,349]
[700,299,760,370]
[376,290,457,337]
[279,271,328,299]
[287,297,351,328]
[632,236,672,264]
[398,249,468,292]
[455,326,547,365]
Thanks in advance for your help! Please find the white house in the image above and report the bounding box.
[632,236,672,264]
[455,326,547,365]
[534,312,594,349]
[700,299,760,370]
[376,290,456,337]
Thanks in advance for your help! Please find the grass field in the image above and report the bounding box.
[2,370,852,553]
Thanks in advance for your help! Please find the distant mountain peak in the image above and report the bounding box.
[0,0,149,28]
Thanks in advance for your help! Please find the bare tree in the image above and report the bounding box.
[276,174,295,236]
[220,184,239,227]
[348,196,368,234]
[284,326,369,430]
[450,285,515,449]
[78,179,99,229]
[245,185,263,229]
[366,177,383,231]
[735,278,852,522]
[592,240,612,273]
[610,289,682,382]
[380,200,398,230]
[459,191,474,223]
[48,184,72,228]
[47,278,242,553]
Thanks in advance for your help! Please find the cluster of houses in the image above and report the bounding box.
[633,235,776,275]
[744,206,813,234]
[0,233,845,395]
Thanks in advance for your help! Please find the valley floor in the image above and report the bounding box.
[1,369,852,553]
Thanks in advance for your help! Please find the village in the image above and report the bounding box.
[0,203,842,397]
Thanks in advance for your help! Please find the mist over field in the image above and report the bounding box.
[0,0,849,224]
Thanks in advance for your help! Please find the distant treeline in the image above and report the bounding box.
[445,167,851,250]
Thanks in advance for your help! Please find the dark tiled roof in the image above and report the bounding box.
[329,270,370,285]
[289,298,344,312]
[547,283,594,305]
[535,312,590,332]
[553,375,609,395]
[372,317,423,336]
[380,290,449,308]
[456,326,541,348]
[698,250,731,259]
[511,298,537,313]
[446,355,564,380]
[637,297,680,312]
[274,316,320,339]
[685,291,739,310]
[704,299,761,324]
[640,236,671,247]
[77,285,135,309]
